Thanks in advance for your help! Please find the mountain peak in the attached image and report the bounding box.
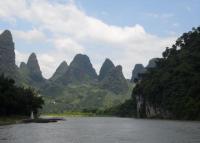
[0,30,13,43]
[72,54,90,64]
[60,61,68,65]
[98,58,115,81]
[70,54,97,77]
[101,65,128,94]
[50,61,68,81]
[27,53,43,80]
[29,52,37,59]
[105,58,113,63]
[146,58,159,68]
[19,62,26,69]
[115,65,122,71]
[59,54,97,84]
[0,29,16,78]
[131,64,146,83]
[27,53,39,68]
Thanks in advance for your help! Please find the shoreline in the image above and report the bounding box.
[1,114,199,126]
[0,116,27,126]
[0,116,66,126]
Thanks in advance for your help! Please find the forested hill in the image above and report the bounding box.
[132,27,200,120]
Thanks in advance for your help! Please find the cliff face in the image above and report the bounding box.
[130,64,146,83]
[135,94,172,118]
[0,30,17,78]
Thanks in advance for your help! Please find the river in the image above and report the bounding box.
[0,117,199,143]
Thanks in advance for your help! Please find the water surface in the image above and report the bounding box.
[0,117,199,143]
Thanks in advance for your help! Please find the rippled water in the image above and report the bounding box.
[0,117,199,143]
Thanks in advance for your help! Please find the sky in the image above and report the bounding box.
[0,0,199,79]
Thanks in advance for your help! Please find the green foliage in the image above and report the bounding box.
[41,83,133,114]
[101,65,129,94]
[102,98,137,117]
[0,74,44,116]
[132,27,200,120]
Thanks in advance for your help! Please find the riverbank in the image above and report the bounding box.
[0,116,27,126]
[0,116,66,125]
[42,111,97,117]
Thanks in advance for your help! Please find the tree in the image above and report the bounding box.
[132,26,200,120]
[0,74,44,116]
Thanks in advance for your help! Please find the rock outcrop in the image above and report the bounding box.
[135,94,172,118]
[0,30,17,78]
[98,58,115,81]
[101,65,128,94]
[130,64,146,83]
[146,58,159,68]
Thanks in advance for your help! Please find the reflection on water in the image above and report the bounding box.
[0,117,199,143]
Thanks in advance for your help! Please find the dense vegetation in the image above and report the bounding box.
[102,98,137,117]
[42,83,132,113]
[132,27,200,120]
[0,75,44,116]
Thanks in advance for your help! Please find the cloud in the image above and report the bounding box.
[13,29,46,43]
[1,0,176,78]
[53,38,85,53]
[15,50,29,66]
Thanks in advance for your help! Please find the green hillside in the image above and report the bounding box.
[41,82,133,113]
[131,27,200,120]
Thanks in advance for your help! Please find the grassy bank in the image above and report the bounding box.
[42,111,97,117]
[0,116,27,126]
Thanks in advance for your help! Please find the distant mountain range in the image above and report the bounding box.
[0,30,155,113]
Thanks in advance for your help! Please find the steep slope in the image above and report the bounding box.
[26,53,44,82]
[132,27,200,120]
[101,65,129,94]
[19,53,46,88]
[130,64,146,83]
[0,30,17,78]
[59,54,97,84]
[98,58,115,81]
[50,61,68,81]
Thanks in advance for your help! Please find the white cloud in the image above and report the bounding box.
[13,29,46,43]
[1,0,176,79]
[15,50,29,66]
[53,38,84,53]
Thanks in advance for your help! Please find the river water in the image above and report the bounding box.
[0,117,199,143]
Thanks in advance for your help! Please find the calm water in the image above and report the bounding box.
[0,117,199,143]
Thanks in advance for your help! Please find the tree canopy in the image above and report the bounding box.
[132,27,200,120]
[0,74,44,116]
